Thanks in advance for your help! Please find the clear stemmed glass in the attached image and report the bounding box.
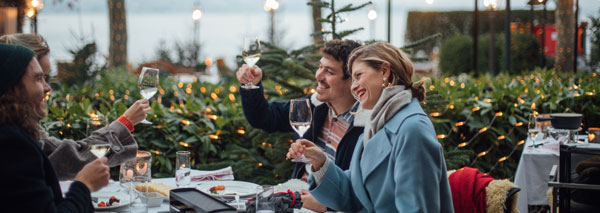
[88,113,110,158]
[90,144,110,159]
[138,67,159,124]
[289,98,313,163]
[241,36,261,89]
[528,113,539,144]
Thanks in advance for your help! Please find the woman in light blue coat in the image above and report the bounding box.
[287,42,454,212]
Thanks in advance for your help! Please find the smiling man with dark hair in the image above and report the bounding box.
[236,39,366,212]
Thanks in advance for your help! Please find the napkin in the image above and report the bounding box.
[190,166,234,181]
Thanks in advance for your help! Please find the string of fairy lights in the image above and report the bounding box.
[428,72,597,177]
[48,71,597,179]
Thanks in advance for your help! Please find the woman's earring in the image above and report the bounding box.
[382,77,389,88]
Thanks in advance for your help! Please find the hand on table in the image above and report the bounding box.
[301,189,327,212]
[236,64,263,86]
[287,139,327,171]
[75,157,110,192]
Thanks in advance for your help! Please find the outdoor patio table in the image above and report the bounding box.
[514,135,588,212]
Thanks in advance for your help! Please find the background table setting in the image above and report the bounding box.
[514,129,592,212]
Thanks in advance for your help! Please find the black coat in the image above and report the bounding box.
[240,83,363,178]
[0,124,94,212]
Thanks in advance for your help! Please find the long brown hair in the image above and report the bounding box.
[348,42,426,102]
[0,34,50,60]
[0,65,44,140]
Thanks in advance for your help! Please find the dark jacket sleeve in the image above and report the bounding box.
[239,82,294,133]
[0,126,93,212]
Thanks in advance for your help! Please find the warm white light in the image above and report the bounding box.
[31,0,39,7]
[426,0,434,5]
[537,0,544,3]
[264,0,279,11]
[26,8,35,18]
[483,0,497,9]
[367,9,377,20]
[192,8,202,21]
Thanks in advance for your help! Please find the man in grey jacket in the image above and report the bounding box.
[40,100,148,180]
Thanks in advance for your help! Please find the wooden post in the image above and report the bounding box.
[108,0,128,68]
[555,0,574,72]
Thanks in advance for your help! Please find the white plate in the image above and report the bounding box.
[196,180,259,200]
[92,191,130,210]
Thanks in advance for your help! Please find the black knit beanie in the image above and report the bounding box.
[0,43,34,96]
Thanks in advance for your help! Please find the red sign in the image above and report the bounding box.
[533,25,584,56]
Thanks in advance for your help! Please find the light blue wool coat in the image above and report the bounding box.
[309,98,454,212]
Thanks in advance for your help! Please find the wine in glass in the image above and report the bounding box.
[90,144,110,159]
[138,67,159,124]
[241,36,261,89]
[289,98,313,163]
[528,113,539,143]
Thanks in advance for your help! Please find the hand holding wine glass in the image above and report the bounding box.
[241,36,261,89]
[287,139,328,170]
[289,98,312,162]
[138,67,159,124]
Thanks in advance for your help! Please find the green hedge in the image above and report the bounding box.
[439,33,541,75]
[43,68,599,182]
[405,10,556,54]
[423,69,600,178]
[44,69,297,185]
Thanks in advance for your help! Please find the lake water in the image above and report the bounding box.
[28,11,408,74]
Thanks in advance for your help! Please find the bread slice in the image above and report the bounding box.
[134,182,173,197]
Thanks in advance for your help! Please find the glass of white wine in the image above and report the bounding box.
[289,98,313,163]
[138,67,159,124]
[528,113,540,144]
[241,36,261,89]
[90,144,110,159]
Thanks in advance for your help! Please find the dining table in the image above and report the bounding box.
[60,177,311,213]
[513,134,589,212]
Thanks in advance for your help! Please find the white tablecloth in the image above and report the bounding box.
[514,135,589,212]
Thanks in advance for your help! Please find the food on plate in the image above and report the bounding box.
[109,196,120,206]
[135,182,173,197]
[96,196,120,207]
[209,185,225,194]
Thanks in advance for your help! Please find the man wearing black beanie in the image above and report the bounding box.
[0,43,110,212]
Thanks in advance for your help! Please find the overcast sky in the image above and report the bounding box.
[43,0,600,17]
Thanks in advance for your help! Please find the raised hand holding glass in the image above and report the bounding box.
[289,98,312,163]
[138,67,159,124]
[241,36,261,89]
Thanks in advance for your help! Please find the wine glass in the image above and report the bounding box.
[528,113,539,144]
[90,144,110,159]
[241,36,261,89]
[138,67,159,124]
[87,113,110,158]
[289,98,313,163]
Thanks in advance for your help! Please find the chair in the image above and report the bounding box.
[448,168,520,213]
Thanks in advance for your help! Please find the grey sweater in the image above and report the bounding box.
[39,121,138,180]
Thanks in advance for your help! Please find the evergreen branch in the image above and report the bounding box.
[337,28,364,38]
[317,18,332,23]
[336,2,372,13]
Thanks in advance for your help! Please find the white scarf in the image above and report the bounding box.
[363,85,413,146]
